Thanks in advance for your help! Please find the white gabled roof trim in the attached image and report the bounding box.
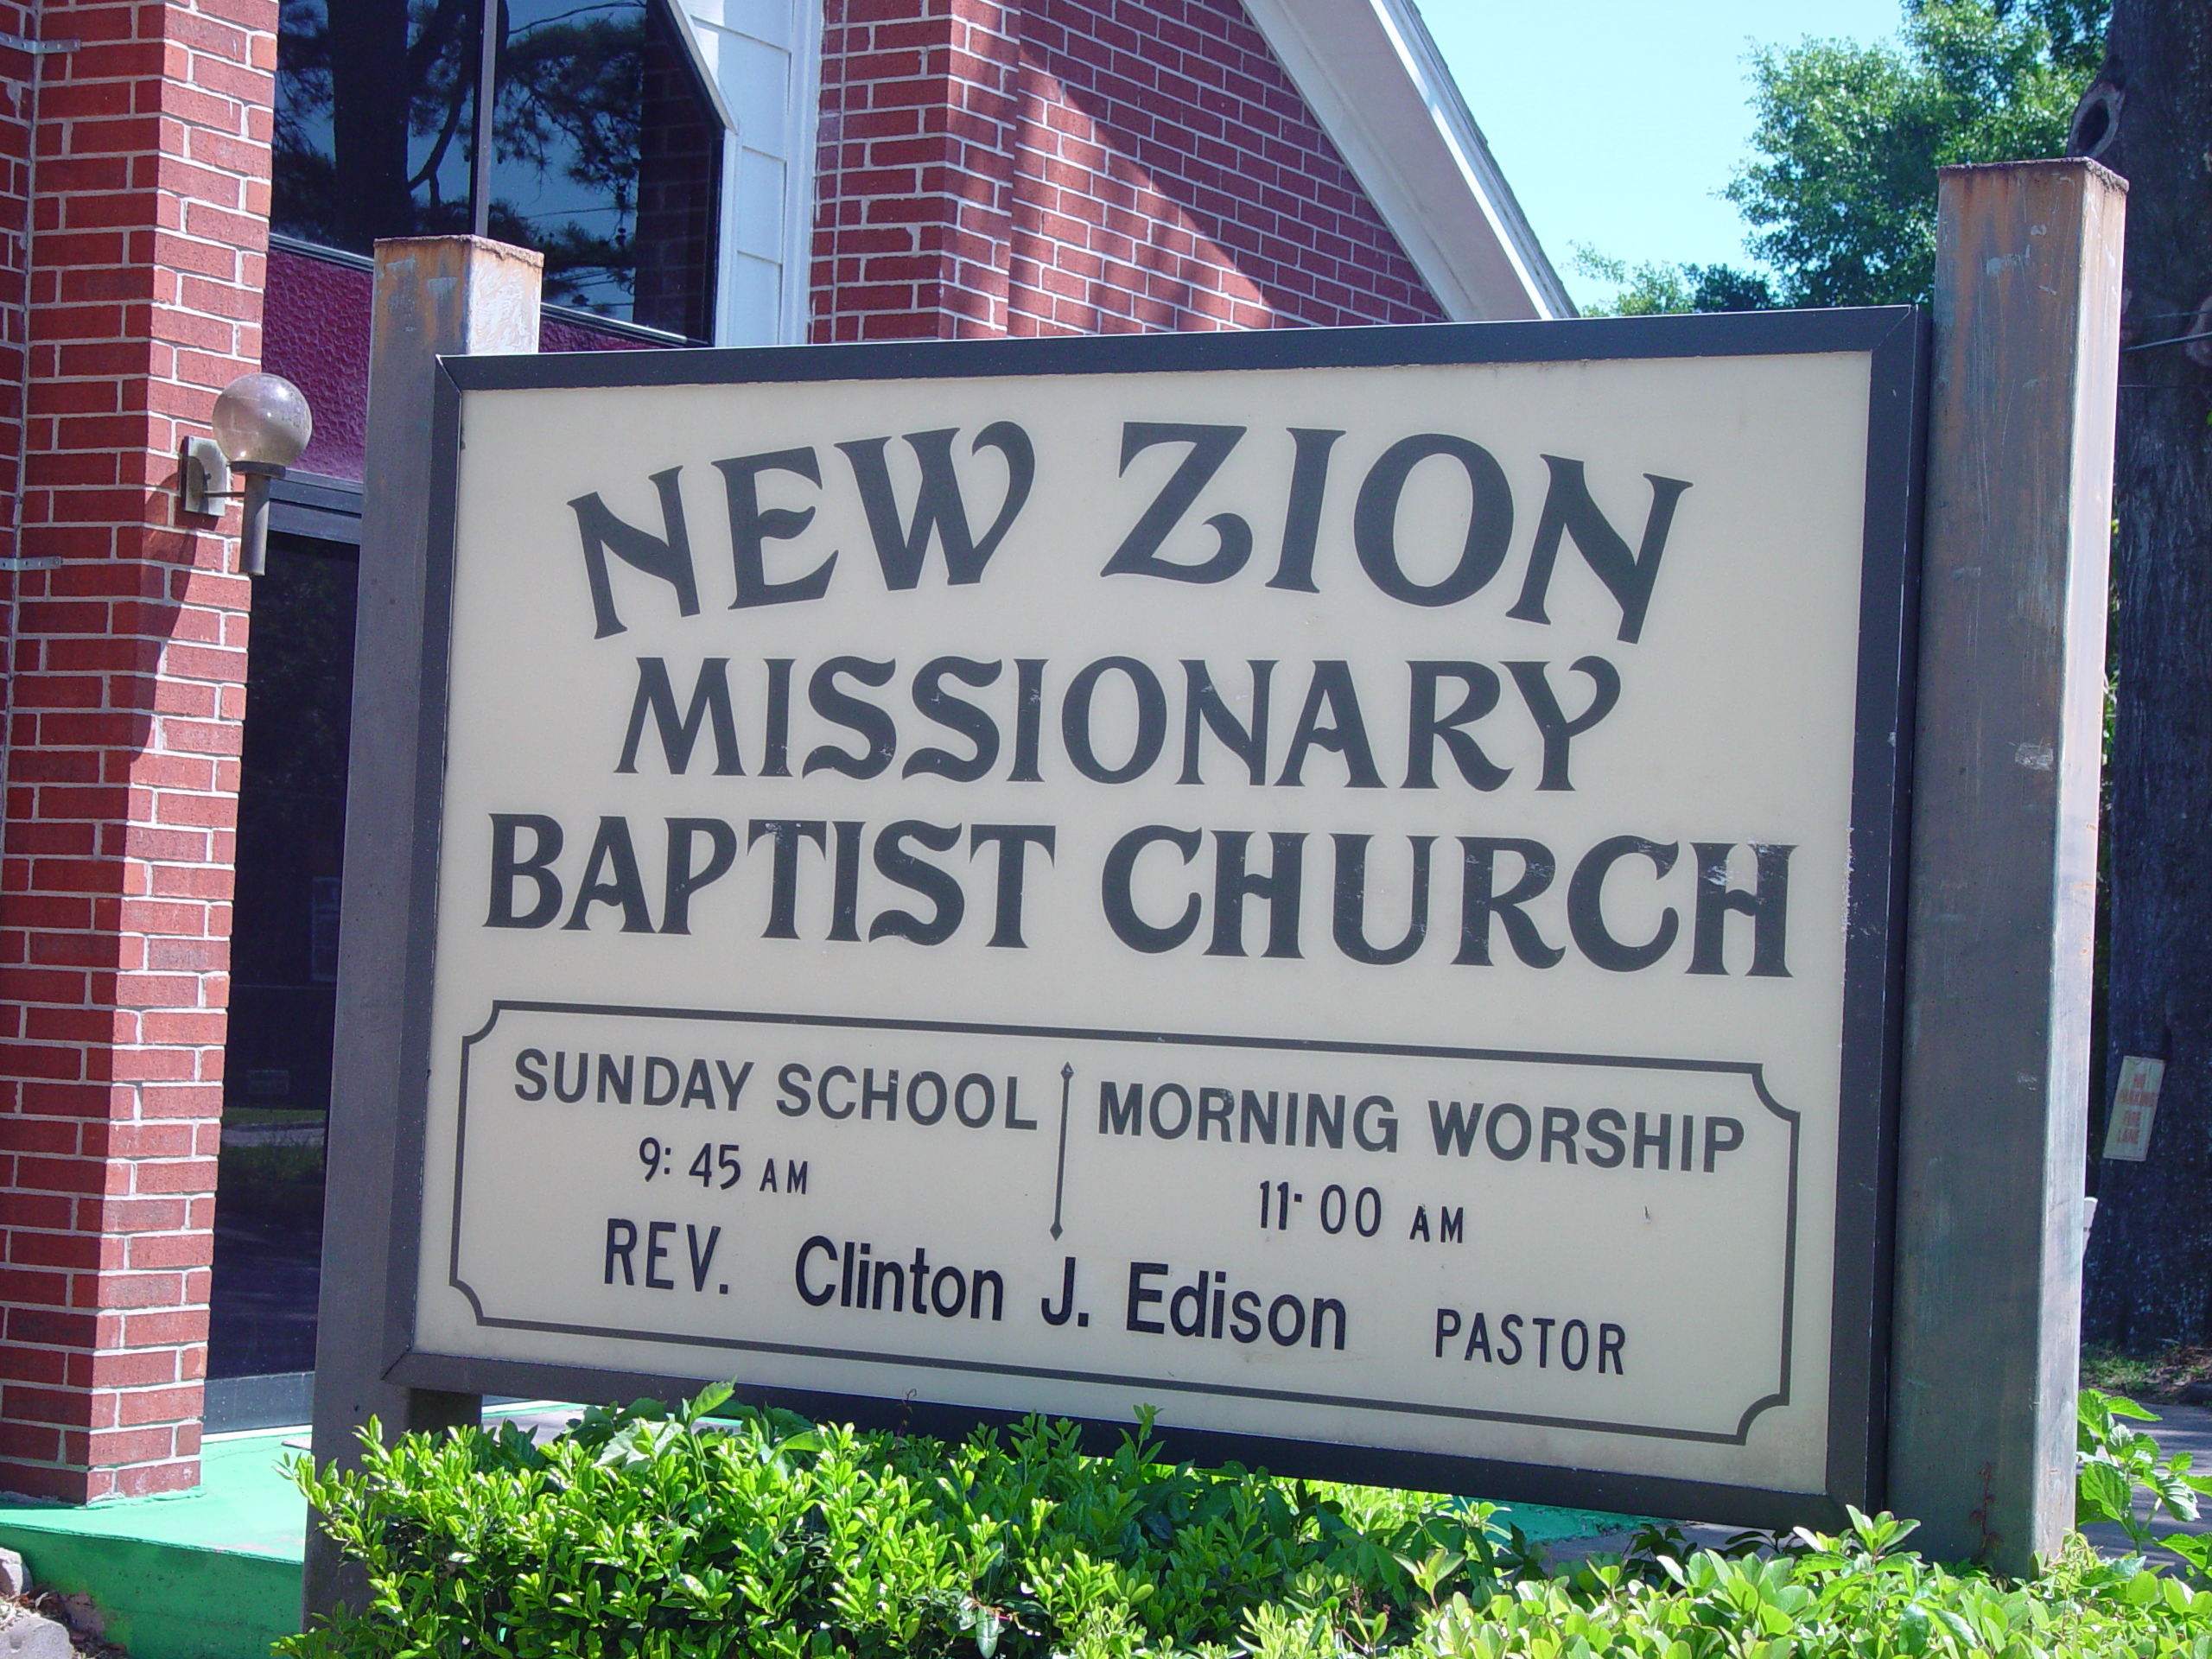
[1239,0,1574,321]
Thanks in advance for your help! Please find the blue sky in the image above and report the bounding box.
[1423,0,1908,308]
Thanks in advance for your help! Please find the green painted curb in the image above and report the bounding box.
[0,1529,297,1659]
[0,1427,307,1659]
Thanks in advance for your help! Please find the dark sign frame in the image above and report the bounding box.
[365,308,1926,1530]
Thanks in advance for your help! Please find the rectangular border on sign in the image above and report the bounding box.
[371,308,1928,1530]
[445,1000,1802,1446]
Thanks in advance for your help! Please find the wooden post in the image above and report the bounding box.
[1889,160,2125,1572]
[304,238,543,1625]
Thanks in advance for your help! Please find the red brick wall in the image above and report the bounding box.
[810,0,1447,342]
[0,30,33,568]
[0,0,271,1501]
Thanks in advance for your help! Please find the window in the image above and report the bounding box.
[274,0,727,340]
[213,531,358,1379]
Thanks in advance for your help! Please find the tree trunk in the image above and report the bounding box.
[327,0,417,251]
[2079,0,2212,1348]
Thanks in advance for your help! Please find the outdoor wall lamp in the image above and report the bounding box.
[179,372,314,575]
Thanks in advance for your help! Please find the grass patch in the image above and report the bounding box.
[218,1142,325,1186]
[223,1105,327,1128]
[2084,1344,2212,1403]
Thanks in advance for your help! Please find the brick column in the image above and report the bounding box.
[0,0,270,1501]
[813,0,1022,340]
[0,19,35,553]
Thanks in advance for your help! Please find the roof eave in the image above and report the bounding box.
[1239,0,1576,321]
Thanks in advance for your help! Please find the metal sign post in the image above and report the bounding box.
[1889,159,2126,1573]
[306,236,542,1618]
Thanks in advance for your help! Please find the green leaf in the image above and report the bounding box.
[2164,1532,2212,1583]
[683,1381,736,1426]
[2080,1458,2134,1524]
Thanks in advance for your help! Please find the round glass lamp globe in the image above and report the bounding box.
[211,372,313,468]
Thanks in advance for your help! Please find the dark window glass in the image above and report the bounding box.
[275,0,722,340]
[212,533,359,1380]
[273,0,480,250]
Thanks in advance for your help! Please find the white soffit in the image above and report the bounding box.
[1240,0,1574,321]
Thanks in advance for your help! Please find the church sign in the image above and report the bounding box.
[383,314,1923,1523]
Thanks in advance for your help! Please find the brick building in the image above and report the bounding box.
[0,0,1562,1501]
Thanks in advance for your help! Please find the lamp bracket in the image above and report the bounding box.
[178,436,232,517]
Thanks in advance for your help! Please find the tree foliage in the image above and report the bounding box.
[1726,0,2103,307]
[1572,250,1776,318]
[1577,0,2106,316]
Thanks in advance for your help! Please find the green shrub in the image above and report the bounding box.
[284,1386,1510,1658]
[287,1383,2212,1659]
[1423,1525,2212,1659]
[2077,1387,2212,1579]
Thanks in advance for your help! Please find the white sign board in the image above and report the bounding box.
[2102,1056,2164,1162]
[393,317,1922,1522]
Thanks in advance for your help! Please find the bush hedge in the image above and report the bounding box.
[283,1384,2212,1659]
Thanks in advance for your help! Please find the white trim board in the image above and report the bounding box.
[1239,0,1573,321]
[673,0,823,345]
